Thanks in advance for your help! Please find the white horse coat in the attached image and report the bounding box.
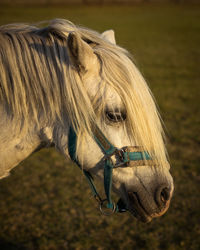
[0,19,173,222]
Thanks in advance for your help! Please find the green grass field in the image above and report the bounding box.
[0,3,199,250]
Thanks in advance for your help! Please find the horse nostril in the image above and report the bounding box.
[155,185,171,207]
[161,188,170,202]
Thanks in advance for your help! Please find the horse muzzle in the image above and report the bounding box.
[119,179,174,223]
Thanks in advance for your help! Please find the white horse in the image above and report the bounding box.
[0,19,173,222]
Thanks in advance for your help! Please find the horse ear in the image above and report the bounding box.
[101,30,116,44]
[67,32,95,72]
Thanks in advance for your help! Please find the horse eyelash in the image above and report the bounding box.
[106,110,126,122]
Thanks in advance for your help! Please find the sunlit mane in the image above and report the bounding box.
[0,19,167,167]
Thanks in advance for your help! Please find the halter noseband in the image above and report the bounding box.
[68,125,153,215]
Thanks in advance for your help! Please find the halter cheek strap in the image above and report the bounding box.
[68,125,153,215]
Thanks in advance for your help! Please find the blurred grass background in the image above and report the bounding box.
[0,2,199,250]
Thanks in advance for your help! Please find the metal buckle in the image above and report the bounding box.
[99,199,116,216]
[114,147,130,168]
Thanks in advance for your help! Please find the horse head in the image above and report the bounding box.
[0,20,173,222]
[57,26,174,222]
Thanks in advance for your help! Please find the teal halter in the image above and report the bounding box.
[68,125,152,215]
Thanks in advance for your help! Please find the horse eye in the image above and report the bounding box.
[106,110,126,122]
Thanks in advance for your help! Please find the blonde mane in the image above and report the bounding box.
[0,19,167,167]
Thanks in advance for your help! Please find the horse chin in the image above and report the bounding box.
[126,191,170,223]
[124,193,152,223]
[129,208,152,223]
[117,197,151,223]
[127,200,152,223]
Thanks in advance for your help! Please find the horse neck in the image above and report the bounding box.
[0,110,56,179]
[0,93,73,179]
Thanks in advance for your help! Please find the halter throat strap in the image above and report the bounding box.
[68,125,152,214]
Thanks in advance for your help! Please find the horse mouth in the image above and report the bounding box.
[127,192,152,223]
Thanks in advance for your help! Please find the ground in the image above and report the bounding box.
[0,3,199,250]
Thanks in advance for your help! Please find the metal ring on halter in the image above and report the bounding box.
[99,199,116,216]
